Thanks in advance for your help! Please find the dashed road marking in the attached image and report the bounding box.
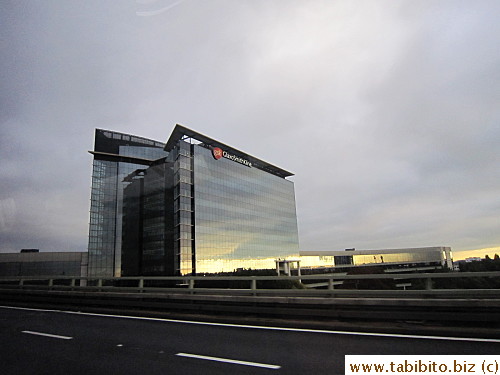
[22,330,73,340]
[176,352,281,369]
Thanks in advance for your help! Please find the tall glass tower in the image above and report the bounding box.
[87,125,299,277]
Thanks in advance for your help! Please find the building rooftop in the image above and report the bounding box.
[300,246,450,256]
[165,124,294,179]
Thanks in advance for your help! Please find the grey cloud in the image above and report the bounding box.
[1,0,499,254]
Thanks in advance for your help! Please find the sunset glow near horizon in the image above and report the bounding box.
[453,247,500,261]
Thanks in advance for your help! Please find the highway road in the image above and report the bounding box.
[1,305,499,374]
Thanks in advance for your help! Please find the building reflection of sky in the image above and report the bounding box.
[192,144,300,274]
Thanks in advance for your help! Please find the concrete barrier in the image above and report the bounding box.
[1,286,499,323]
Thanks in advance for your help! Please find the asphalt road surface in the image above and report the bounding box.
[1,305,499,374]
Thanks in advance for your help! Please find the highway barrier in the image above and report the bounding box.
[1,272,499,323]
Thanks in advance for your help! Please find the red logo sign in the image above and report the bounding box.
[212,147,223,160]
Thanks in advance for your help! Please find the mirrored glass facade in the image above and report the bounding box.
[193,144,299,273]
[352,250,442,266]
[88,126,300,276]
[88,130,168,277]
[299,247,453,269]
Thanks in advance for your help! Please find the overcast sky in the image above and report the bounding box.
[1,0,499,259]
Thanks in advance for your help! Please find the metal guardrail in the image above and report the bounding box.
[2,272,500,323]
[1,271,499,297]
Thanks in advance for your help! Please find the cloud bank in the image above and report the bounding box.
[1,0,499,254]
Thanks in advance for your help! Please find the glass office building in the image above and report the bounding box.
[88,130,168,277]
[88,125,299,277]
[299,247,454,270]
[190,140,299,274]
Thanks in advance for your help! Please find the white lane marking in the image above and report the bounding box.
[22,330,73,340]
[0,305,61,313]
[2,305,499,343]
[176,352,281,369]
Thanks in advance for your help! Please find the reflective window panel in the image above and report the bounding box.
[193,145,299,274]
